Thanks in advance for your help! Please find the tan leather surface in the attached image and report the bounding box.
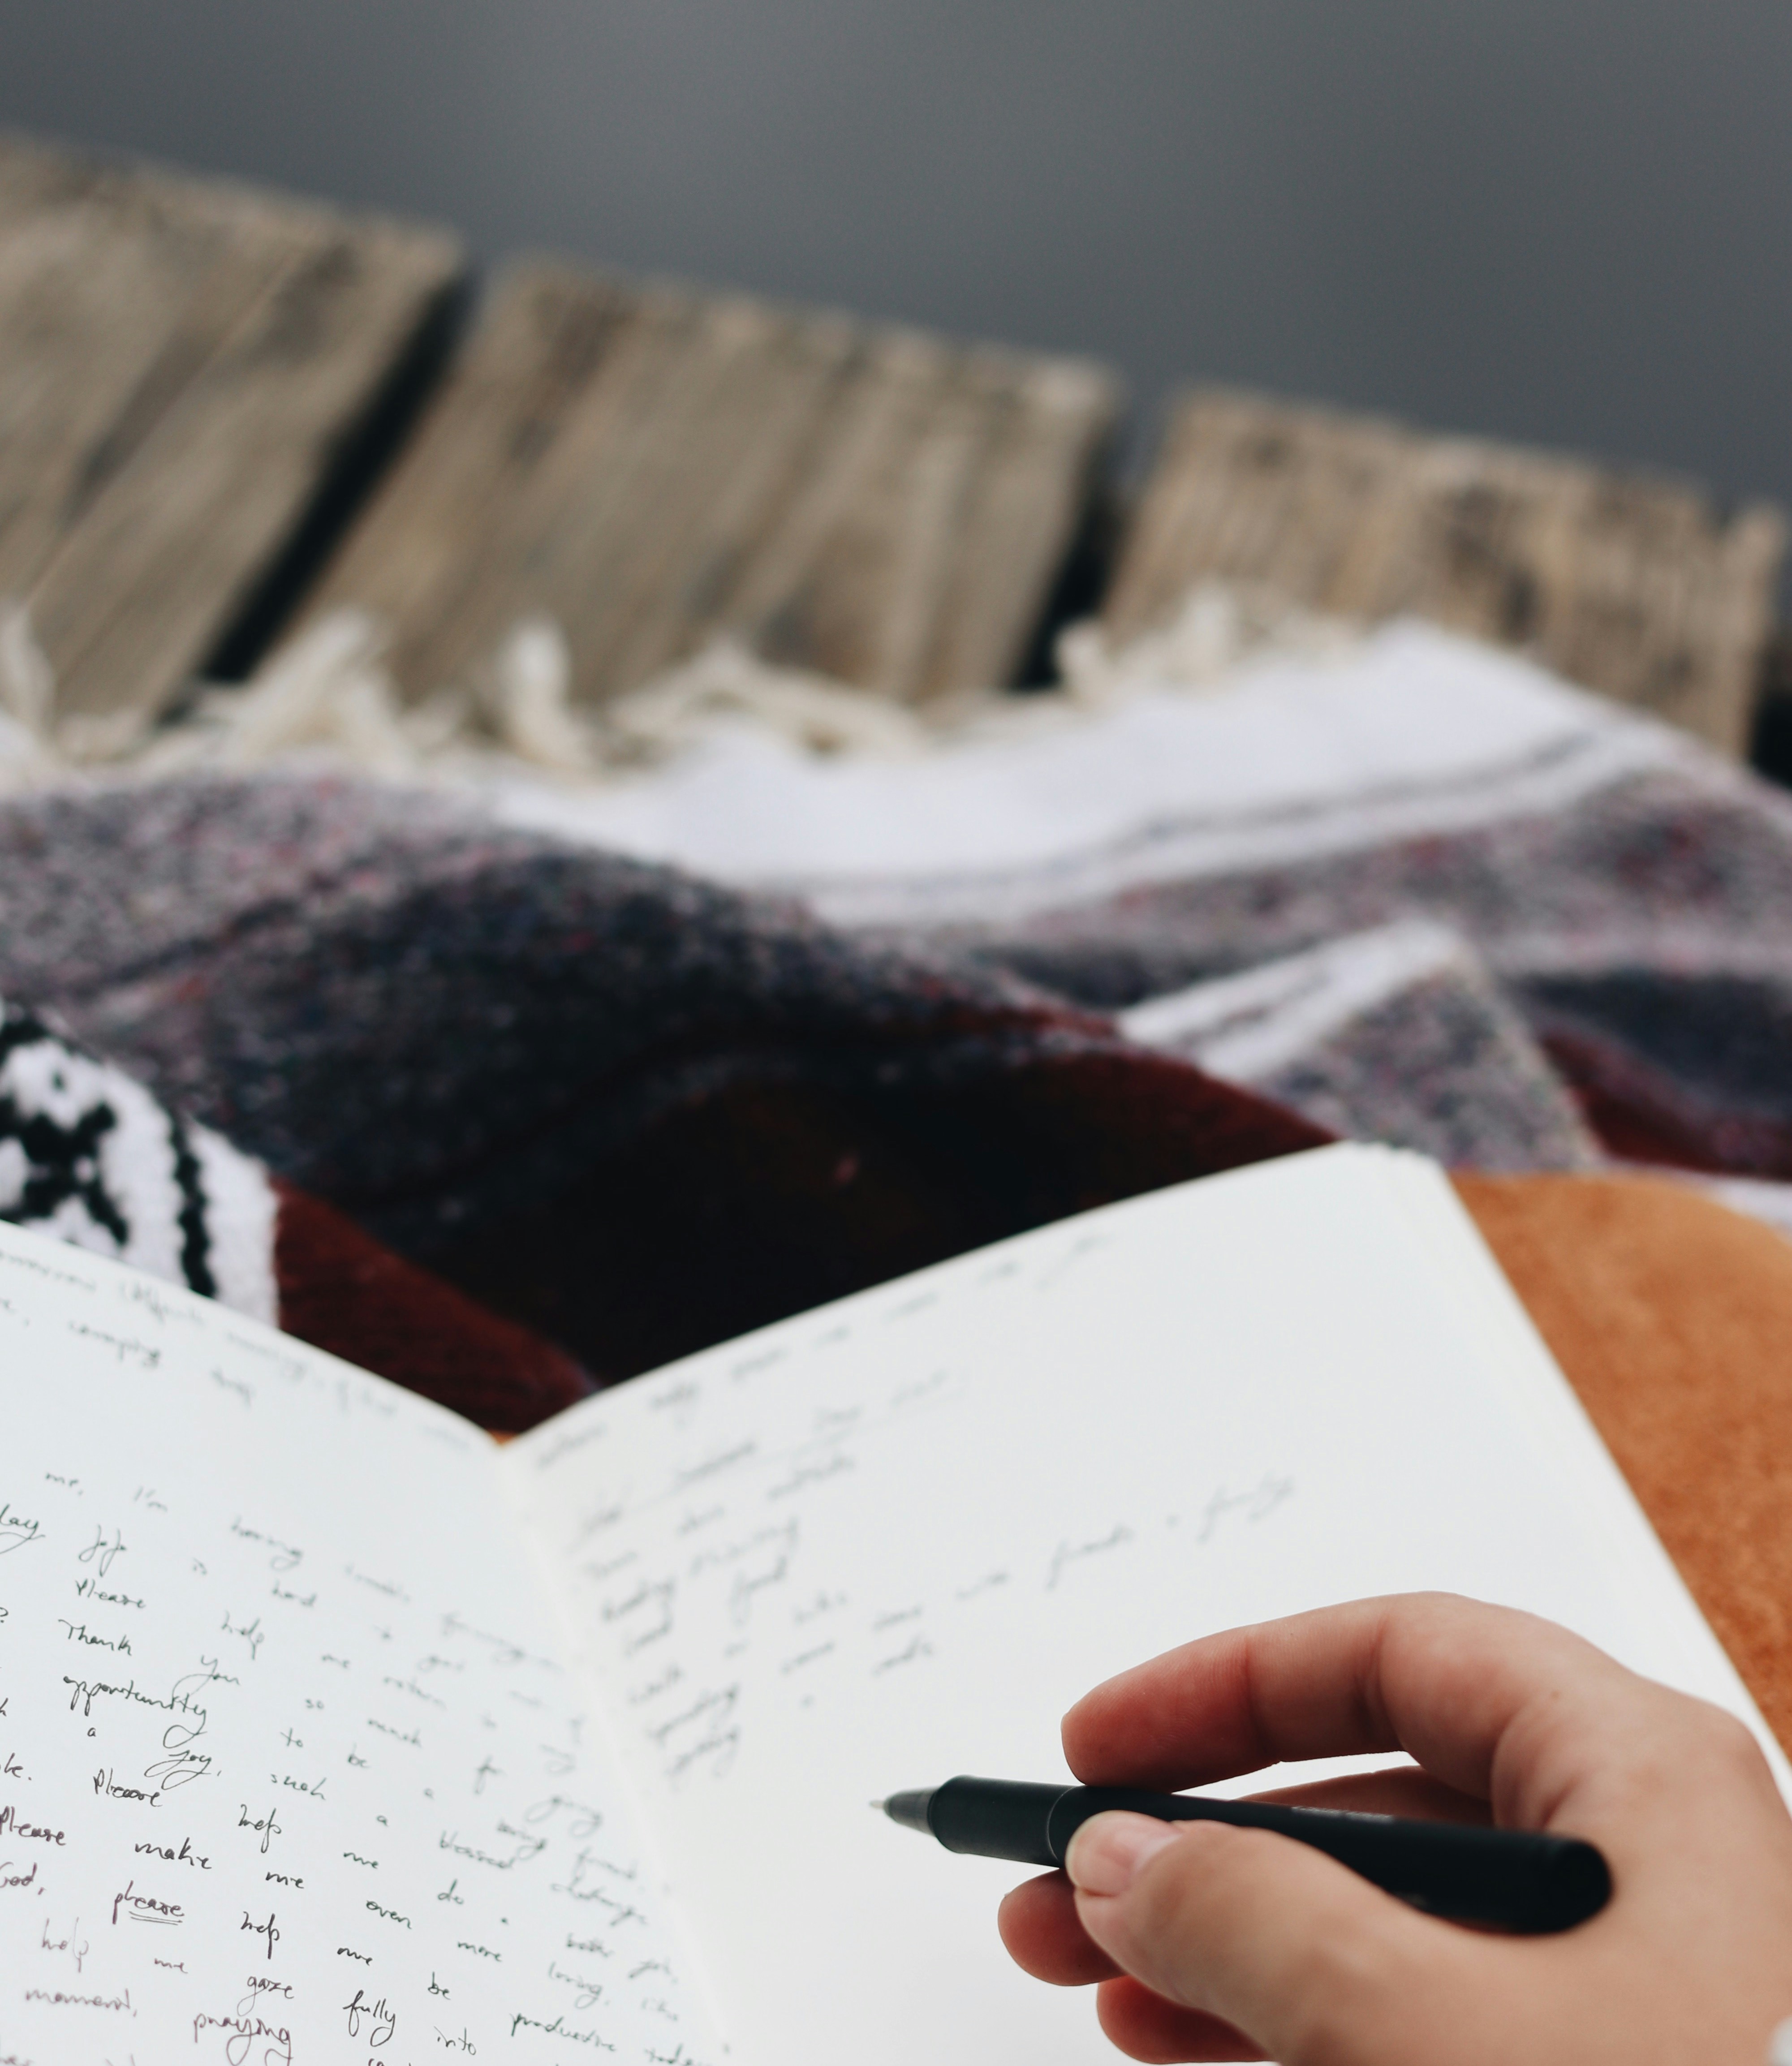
[1456,1172,1792,1752]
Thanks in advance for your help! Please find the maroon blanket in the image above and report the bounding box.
[0,778,1319,1426]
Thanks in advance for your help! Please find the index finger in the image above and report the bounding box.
[1063,1592,1661,1824]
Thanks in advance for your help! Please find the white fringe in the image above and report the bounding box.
[0,583,1366,797]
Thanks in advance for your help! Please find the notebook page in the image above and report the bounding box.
[503,1143,1777,2066]
[0,1221,719,2066]
[1372,1149,1792,1789]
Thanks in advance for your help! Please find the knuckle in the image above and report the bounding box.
[1689,1702,1769,1782]
[1600,1692,1768,1812]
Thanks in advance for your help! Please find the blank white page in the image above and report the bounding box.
[502,1143,1783,2066]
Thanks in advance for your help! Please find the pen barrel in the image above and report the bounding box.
[926,1778,1070,1865]
[1045,1787,1611,1934]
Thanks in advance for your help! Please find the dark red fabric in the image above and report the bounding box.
[425,1047,1329,1384]
[271,1181,593,1431]
[1542,1029,1792,1178]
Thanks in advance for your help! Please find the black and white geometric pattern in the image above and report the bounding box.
[0,999,276,1322]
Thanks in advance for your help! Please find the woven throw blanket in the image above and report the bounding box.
[0,779,1318,1422]
[4,620,1788,1427]
[507,622,1792,1194]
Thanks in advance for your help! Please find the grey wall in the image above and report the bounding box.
[3,0,1789,519]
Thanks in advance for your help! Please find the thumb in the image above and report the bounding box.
[1066,1811,1483,2064]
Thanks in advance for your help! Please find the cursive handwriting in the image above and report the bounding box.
[39,1913,88,1972]
[134,1834,209,1868]
[193,2006,293,2066]
[240,1909,279,1960]
[230,1517,303,1571]
[0,1502,43,1554]
[344,1987,398,2045]
[112,1879,182,1926]
[1045,1524,1135,1593]
[0,1808,65,1847]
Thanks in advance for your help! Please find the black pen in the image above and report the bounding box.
[877,1776,1611,1934]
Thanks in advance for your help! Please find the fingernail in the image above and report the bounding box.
[1064,1812,1182,1895]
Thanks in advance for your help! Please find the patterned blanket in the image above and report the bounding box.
[4,621,1788,1426]
[510,623,1792,1195]
[0,779,1318,1425]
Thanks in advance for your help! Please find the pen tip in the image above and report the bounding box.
[870,1799,887,1812]
[880,1789,935,1833]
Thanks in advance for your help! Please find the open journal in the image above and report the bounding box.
[0,1143,1783,2066]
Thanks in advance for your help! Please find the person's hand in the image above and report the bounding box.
[997,1593,1792,2064]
